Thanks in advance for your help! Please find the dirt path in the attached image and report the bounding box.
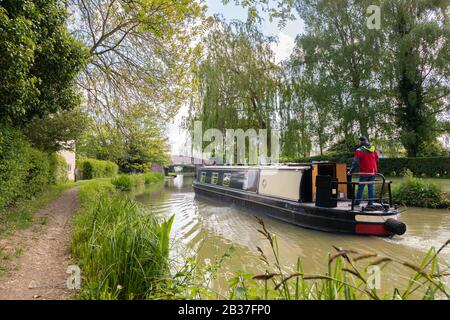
[0,188,79,300]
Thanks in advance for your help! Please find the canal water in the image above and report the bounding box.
[135,175,450,296]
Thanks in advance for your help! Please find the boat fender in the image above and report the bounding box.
[384,218,406,235]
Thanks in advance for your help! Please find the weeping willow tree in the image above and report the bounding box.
[189,18,280,135]
[278,72,313,158]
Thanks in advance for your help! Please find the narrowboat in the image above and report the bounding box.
[192,162,407,237]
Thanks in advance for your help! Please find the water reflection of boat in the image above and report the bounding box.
[192,162,407,237]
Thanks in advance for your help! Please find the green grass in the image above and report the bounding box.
[71,174,171,300]
[0,181,82,236]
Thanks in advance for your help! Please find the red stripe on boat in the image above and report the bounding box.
[356,224,391,236]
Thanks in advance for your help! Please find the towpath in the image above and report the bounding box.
[0,188,79,300]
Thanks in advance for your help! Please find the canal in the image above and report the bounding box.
[135,175,450,296]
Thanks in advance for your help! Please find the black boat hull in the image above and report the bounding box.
[193,182,401,237]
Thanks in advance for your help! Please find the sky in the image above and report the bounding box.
[168,0,306,156]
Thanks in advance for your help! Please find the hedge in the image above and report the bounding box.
[287,153,450,178]
[49,154,69,184]
[76,158,118,180]
[287,152,354,165]
[0,126,30,208]
[0,126,68,209]
[379,157,450,178]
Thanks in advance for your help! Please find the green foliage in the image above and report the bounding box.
[73,0,204,122]
[393,171,449,208]
[327,137,359,154]
[76,158,118,180]
[0,126,31,208]
[23,108,89,152]
[0,182,75,235]
[72,0,202,172]
[23,148,52,197]
[382,0,450,157]
[379,157,450,178]
[0,0,87,125]
[189,19,279,162]
[48,154,68,185]
[211,0,450,159]
[0,125,68,209]
[285,153,450,178]
[144,173,164,185]
[111,173,164,191]
[417,141,449,157]
[77,104,170,173]
[111,175,138,191]
[72,180,174,299]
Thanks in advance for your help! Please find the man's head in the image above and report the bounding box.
[358,136,368,146]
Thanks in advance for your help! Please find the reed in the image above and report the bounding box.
[226,219,450,300]
[71,179,174,300]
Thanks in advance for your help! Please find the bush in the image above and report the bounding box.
[393,172,449,208]
[111,175,137,191]
[144,172,164,185]
[76,158,118,180]
[111,173,164,191]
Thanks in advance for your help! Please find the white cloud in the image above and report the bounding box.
[271,32,295,63]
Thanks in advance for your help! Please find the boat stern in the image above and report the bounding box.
[353,209,406,236]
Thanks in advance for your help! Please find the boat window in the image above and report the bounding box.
[200,172,206,183]
[223,173,231,186]
[211,172,219,185]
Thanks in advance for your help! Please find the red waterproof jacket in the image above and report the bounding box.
[349,145,379,177]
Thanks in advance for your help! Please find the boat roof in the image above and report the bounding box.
[201,165,312,170]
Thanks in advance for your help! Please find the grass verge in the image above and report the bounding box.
[71,173,172,299]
